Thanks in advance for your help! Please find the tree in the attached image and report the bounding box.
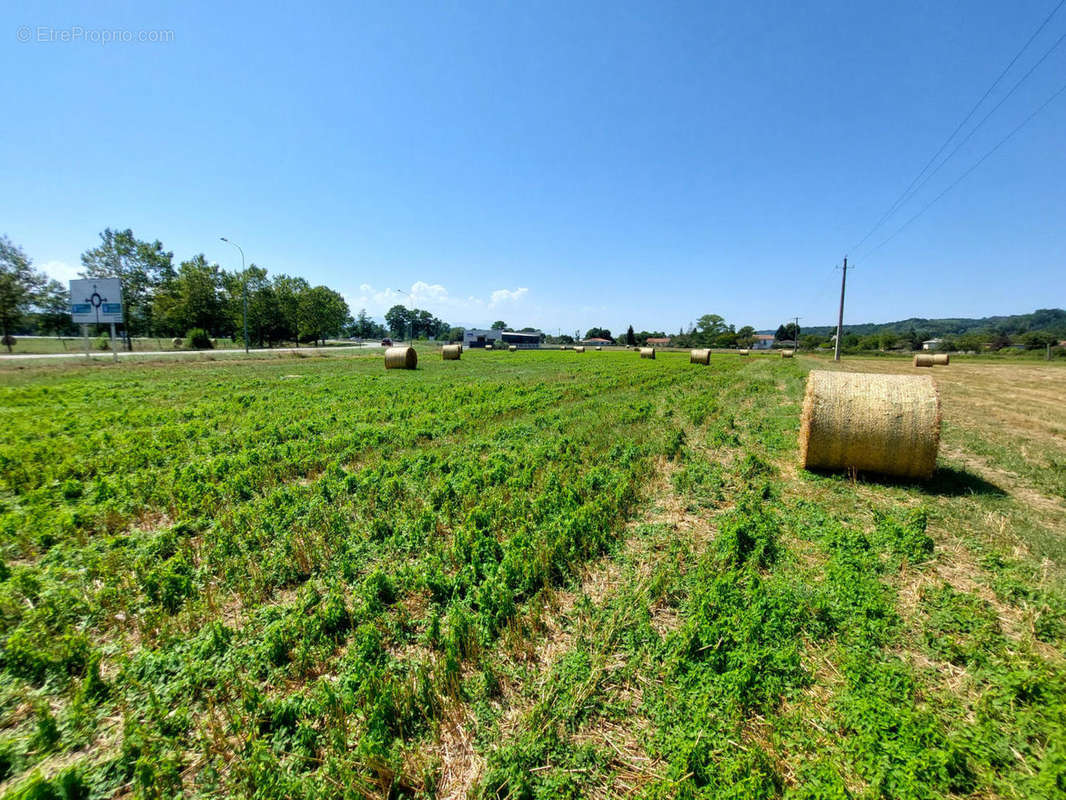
[626,325,636,346]
[774,322,798,343]
[298,286,349,346]
[385,305,414,339]
[36,279,73,337]
[0,237,47,352]
[273,274,310,345]
[735,325,756,348]
[81,228,174,346]
[153,255,226,336]
[491,320,508,330]
[584,327,613,341]
[696,314,726,340]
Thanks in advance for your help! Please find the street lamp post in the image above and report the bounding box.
[220,237,248,354]
[395,289,412,344]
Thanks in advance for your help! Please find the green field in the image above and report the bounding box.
[0,351,1063,799]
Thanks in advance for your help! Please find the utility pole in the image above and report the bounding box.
[833,257,847,362]
[793,316,801,351]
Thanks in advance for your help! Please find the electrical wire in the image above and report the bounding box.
[847,0,1066,255]
[856,77,1066,264]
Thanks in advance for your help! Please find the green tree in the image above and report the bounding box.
[0,236,47,352]
[626,325,636,346]
[36,279,73,337]
[273,274,310,345]
[385,305,413,339]
[491,320,508,330]
[584,327,613,341]
[80,228,174,346]
[153,255,226,336]
[696,314,726,342]
[735,325,757,348]
[298,286,349,346]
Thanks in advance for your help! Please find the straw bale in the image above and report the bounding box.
[799,369,940,479]
[384,345,417,370]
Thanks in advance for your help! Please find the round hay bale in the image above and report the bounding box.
[780,349,794,358]
[913,353,934,367]
[639,347,655,359]
[384,346,417,370]
[690,348,711,365]
[574,345,586,353]
[442,344,461,360]
[172,338,183,348]
[799,370,940,479]
[508,344,517,352]
[595,345,602,351]
[932,353,949,366]
[485,344,493,350]
[737,349,749,356]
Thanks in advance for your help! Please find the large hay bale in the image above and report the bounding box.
[442,344,461,360]
[737,349,749,356]
[913,353,934,367]
[690,348,711,365]
[780,349,794,358]
[799,370,940,479]
[932,353,949,366]
[508,344,517,352]
[595,345,602,351]
[485,344,493,350]
[574,345,586,353]
[385,346,417,370]
[639,347,655,359]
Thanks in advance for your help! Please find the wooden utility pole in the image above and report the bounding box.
[793,316,801,351]
[833,257,847,362]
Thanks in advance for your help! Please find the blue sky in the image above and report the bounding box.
[3,1,1064,334]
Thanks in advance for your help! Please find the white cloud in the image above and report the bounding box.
[346,280,531,325]
[39,260,81,283]
[489,287,528,306]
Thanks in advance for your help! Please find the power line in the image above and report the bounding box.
[857,77,1066,263]
[848,0,1066,255]
[854,27,1066,261]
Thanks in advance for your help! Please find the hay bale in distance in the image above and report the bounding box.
[690,348,711,365]
[595,345,602,351]
[574,345,586,353]
[932,353,950,366]
[737,349,749,356]
[485,344,493,350]
[508,344,518,352]
[780,350,795,358]
[384,346,417,370]
[639,347,655,359]
[442,344,461,360]
[913,353,934,367]
[799,370,940,479]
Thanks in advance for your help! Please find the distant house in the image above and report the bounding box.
[921,338,944,351]
[646,337,672,346]
[752,334,775,350]
[581,337,613,346]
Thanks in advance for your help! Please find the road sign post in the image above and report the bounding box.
[70,279,124,361]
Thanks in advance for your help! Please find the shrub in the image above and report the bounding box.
[184,329,213,350]
[95,334,110,351]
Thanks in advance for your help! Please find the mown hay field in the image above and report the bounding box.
[0,350,1063,799]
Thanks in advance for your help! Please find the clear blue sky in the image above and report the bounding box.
[3,0,1064,333]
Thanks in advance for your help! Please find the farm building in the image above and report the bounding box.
[463,329,503,348]
[646,337,672,347]
[922,338,945,350]
[581,337,613,346]
[500,330,543,349]
[752,334,775,350]
[465,329,543,349]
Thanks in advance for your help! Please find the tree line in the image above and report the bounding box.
[0,229,366,351]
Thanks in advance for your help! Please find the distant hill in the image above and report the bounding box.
[762,308,1066,338]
